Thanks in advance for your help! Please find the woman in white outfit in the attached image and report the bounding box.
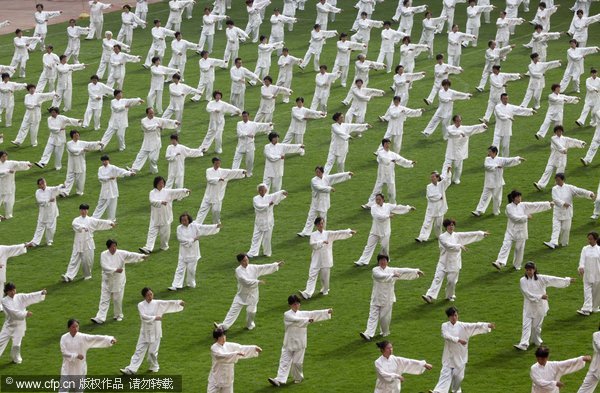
[577,232,600,316]
[373,340,432,393]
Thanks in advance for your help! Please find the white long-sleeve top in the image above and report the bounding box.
[0,244,27,282]
[565,46,600,76]
[203,167,246,203]
[421,16,446,41]
[354,59,385,84]
[13,36,40,60]
[41,52,60,78]
[369,203,412,237]
[309,172,351,211]
[438,231,486,272]
[166,143,203,177]
[98,164,133,199]
[137,299,183,343]
[0,81,27,107]
[34,11,61,34]
[354,18,383,42]
[235,120,272,153]
[71,216,113,252]
[580,244,600,284]
[149,26,175,50]
[504,202,552,240]
[233,262,279,305]
[0,160,30,195]
[328,122,369,156]
[1,291,45,337]
[276,54,301,84]
[552,183,593,220]
[532,32,560,56]
[441,321,491,368]
[225,27,249,51]
[140,116,178,151]
[489,72,521,103]
[483,155,523,188]
[393,72,425,96]
[448,31,475,55]
[349,86,384,116]
[168,82,200,111]
[36,186,62,222]
[380,28,406,52]
[531,357,586,393]
[432,63,462,87]
[374,355,427,393]
[56,63,85,89]
[445,123,487,160]
[494,102,534,137]
[258,84,291,113]
[66,26,90,44]
[308,29,338,52]
[256,42,284,68]
[309,229,353,269]
[209,342,260,388]
[202,14,227,36]
[587,331,600,378]
[521,274,572,318]
[230,66,260,94]
[425,177,451,217]
[109,51,140,79]
[287,106,325,135]
[583,76,600,105]
[436,88,470,113]
[270,14,296,37]
[282,308,331,351]
[316,1,341,24]
[314,72,340,99]
[495,17,524,43]
[376,150,413,183]
[23,92,55,122]
[101,38,130,62]
[177,222,220,260]
[370,266,420,306]
[382,104,422,136]
[108,98,142,128]
[60,332,114,376]
[545,92,580,119]
[47,115,81,146]
[263,143,303,178]
[199,57,227,83]
[100,249,145,291]
[148,187,189,226]
[466,5,494,28]
[89,1,111,22]
[547,134,585,168]
[206,100,241,128]
[335,40,365,66]
[167,0,191,23]
[253,190,286,231]
[66,140,101,173]
[121,10,145,27]
[572,14,600,42]
[87,82,113,109]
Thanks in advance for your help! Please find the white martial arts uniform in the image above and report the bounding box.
[92,164,134,220]
[425,62,463,105]
[570,13,600,47]
[423,88,471,138]
[107,51,140,90]
[31,185,63,246]
[192,57,228,102]
[117,11,145,46]
[36,51,60,92]
[531,356,587,393]
[535,134,586,189]
[248,191,287,257]
[560,46,600,93]
[87,1,111,40]
[63,140,102,196]
[143,26,176,68]
[547,183,594,247]
[0,245,27,306]
[147,65,179,115]
[333,39,365,87]
[396,5,427,36]
[39,115,81,170]
[583,121,600,166]
[379,104,422,154]
[142,187,190,252]
[578,245,600,314]
[83,81,113,130]
[64,215,113,281]
[199,14,228,54]
[100,97,143,151]
[473,155,523,215]
[282,106,325,145]
[168,38,200,81]
[577,75,600,126]
[32,11,60,50]
[493,101,535,156]
[14,91,55,146]
[0,291,45,364]
[64,25,90,64]
[163,82,200,132]
[276,53,302,95]
[417,176,451,242]
[362,266,421,339]
[53,63,85,111]
[97,38,129,79]
[366,150,414,206]
[465,4,494,47]
[255,84,292,123]
[245,0,271,43]
[165,143,204,188]
[346,85,384,124]
[0,160,30,219]
[59,332,114,392]
[229,65,261,111]
[536,93,580,139]
[165,0,192,31]
[253,42,284,83]
[201,99,242,154]
[374,354,428,392]
[399,43,428,73]
[171,223,220,289]
[232,120,272,177]
[447,31,475,66]
[578,332,600,392]
[438,0,467,33]
[301,29,338,72]
[419,16,446,59]
[132,116,179,174]
[10,35,40,78]
[495,16,524,48]
[0,80,26,127]
[196,167,246,224]
[495,201,552,269]
[483,72,521,122]
[262,142,304,192]
[223,26,249,64]
[531,31,560,62]
[377,28,406,73]
[270,13,296,52]
[392,71,425,106]
[476,45,513,91]
[208,341,260,392]
[442,123,487,183]
[355,203,413,266]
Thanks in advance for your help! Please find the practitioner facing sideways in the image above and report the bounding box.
[248,184,287,258]
[530,346,591,393]
[576,232,600,316]
[373,340,432,392]
[578,325,600,392]
[268,295,332,386]
[360,254,423,341]
[416,169,451,244]
[514,261,574,351]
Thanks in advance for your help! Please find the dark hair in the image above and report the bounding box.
[170,134,179,141]
[213,328,226,340]
[26,84,36,90]
[551,83,561,91]
[500,93,508,99]
[151,56,160,64]
[354,78,364,84]
[375,193,385,201]
[259,35,266,41]
[376,341,390,351]
[492,65,501,71]
[200,50,209,57]
[588,231,599,241]
[241,111,249,116]
[59,54,67,61]
[393,95,401,103]
[113,89,122,97]
[554,173,565,181]
[395,65,404,73]
[296,97,304,103]
[268,132,279,142]
[211,157,221,164]
[383,21,391,26]
[67,318,79,328]
[90,74,99,81]
[443,218,456,228]
[507,190,522,203]
[452,114,461,122]
[212,90,222,99]
[263,75,273,83]
[487,40,495,48]
[553,125,564,133]
[122,4,132,10]
[141,287,153,297]
[154,19,160,24]
[435,54,444,61]
[441,79,451,87]
[234,57,242,64]
[226,20,234,25]
[48,107,60,114]
[315,165,325,173]
[153,176,166,189]
[175,32,182,38]
[288,294,301,305]
[488,145,498,154]
[69,130,80,138]
[179,212,193,224]
[314,217,324,226]
[381,138,391,146]
[535,346,550,358]
[37,178,45,186]
[106,239,117,248]
[524,261,538,279]
[100,155,110,161]
[172,73,181,81]
[0,151,6,158]
[445,306,458,317]
[236,253,247,262]
[79,204,90,210]
[319,65,328,70]
[1,73,9,80]
[530,53,539,60]
[339,32,348,39]
[113,44,122,51]
[3,282,15,295]
[332,112,343,122]
[377,254,389,263]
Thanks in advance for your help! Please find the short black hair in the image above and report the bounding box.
[445,306,458,317]
[535,346,550,358]
[106,239,117,248]
[79,204,90,210]
[288,294,301,305]
[237,253,247,262]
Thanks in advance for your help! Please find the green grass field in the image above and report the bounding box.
[0,0,599,391]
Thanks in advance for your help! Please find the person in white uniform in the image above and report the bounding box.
[270,8,297,52]
[83,75,114,130]
[0,151,31,219]
[263,132,305,192]
[300,24,338,72]
[140,176,191,254]
[355,193,415,266]
[62,131,103,197]
[117,4,146,46]
[198,7,228,54]
[92,155,135,220]
[422,79,472,139]
[36,45,60,93]
[447,24,476,67]
[394,0,427,36]
[268,295,332,386]
[162,74,200,133]
[248,184,287,258]
[245,0,271,43]
[229,57,262,111]
[442,115,487,184]
[167,32,200,82]
[52,56,86,112]
[106,44,141,90]
[282,97,326,145]
[494,93,536,157]
[437,0,466,33]
[391,65,426,107]
[419,13,448,59]
[416,170,452,243]
[200,90,242,154]
[373,340,433,392]
[531,346,591,393]
[31,178,64,247]
[10,30,41,78]
[481,65,522,123]
[577,327,600,392]
[223,20,250,64]
[12,84,57,147]
[254,76,292,123]
[36,107,82,170]
[169,213,220,291]
[62,203,115,283]
[333,33,367,88]
[514,262,575,351]
[581,113,600,167]
[252,36,284,83]
[232,111,272,177]
[576,68,600,127]
[276,48,302,101]
[424,54,463,106]
[100,90,144,151]
[120,287,184,375]
[422,219,488,303]
[91,239,147,324]
[521,53,561,110]
[0,73,26,128]
[464,0,495,47]
[97,32,129,79]
[310,65,340,112]
[31,5,62,51]
[216,254,283,331]
[429,307,495,393]
[86,1,112,40]
[191,51,227,102]
[492,190,553,271]
[165,134,204,188]
[535,84,580,140]
[143,19,175,69]
[377,96,422,155]
[376,22,406,73]
[64,19,90,64]
[495,11,525,48]
[0,243,31,308]
[299,218,355,299]
[559,39,600,93]
[577,232,600,316]
[131,108,179,174]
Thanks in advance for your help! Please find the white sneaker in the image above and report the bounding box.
[90,318,103,324]
[120,368,134,375]
[114,316,123,322]
[491,261,502,270]
[268,378,281,387]
[577,309,591,316]
[513,344,528,351]
[471,210,481,217]
[421,294,433,304]
[167,286,177,291]
[543,241,556,249]
[591,215,599,220]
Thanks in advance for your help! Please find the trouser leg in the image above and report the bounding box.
[418,213,435,241]
[577,373,600,393]
[146,339,161,372]
[320,267,330,294]
[125,340,150,373]
[432,365,454,393]
[537,164,555,188]
[496,238,513,266]
[302,264,320,298]
[513,239,526,270]
[221,300,244,330]
[92,198,109,219]
[247,226,264,257]
[379,303,393,336]
[445,271,460,299]
[94,285,111,322]
[356,234,381,265]
[582,281,594,312]
[363,304,380,338]
[300,207,319,235]
[171,258,187,289]
[112,290,124,319]
[426,264,446,299]
[185,261,197,288]
[144,225,159,251]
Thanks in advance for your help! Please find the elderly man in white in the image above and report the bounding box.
[346,79,385,124]
[0,283,46,364]
[0,152,31,219]
[36,46,60,92]
[165,134,204,188]
[543,174,594,249]
[355,193,415,266]
[140,176,190,254]
[97,32,129,79]
[62,131,102,197]
[472,146,525,217]
[300,24,338,72]
[377,96,423,154]
[191,51,228,102]
[106,45,141,90]
[360,254,423,341]
[268,295,332,386]
[531,347,591,393]
[120,288,184,375]
[521,54,561,110]
[248,184,287,258]
[196,158,246,224]
[263,132,304,193]
[254,76,291,122]
[63,204,114,283]
[83,75,114,130]
[201,91,242,154]
[298,166,352,237]
[416,170,452,244]
[534,126,586,190]
[447,24,475,67]
[0,244,31,309]
[392,66,426,107]
[424,54,463,106]
[12,85,57,147]
[535,84,580,140]
[208,328,261,392]
[143,19,175,69]
[0,74,27,128]
[31,178,64,247]
[91,239,147,324]
[364,139,415,208]
[232,111,272,178]
[230,58,262,111]
[198,8,228,54]
[100,90,144,152]
[481,65,521,123]
[422,79,471,139]
[577,69,600,127]
[86,1,112,40]
[170,213,220,291]
[310,65,340,112]
[300,218,354,299]
[494,93,535,157]
[324,113,370,175]
[441,115,487,185]
[35,107,82,171]
[282,97,326,144]
[429,307,495,393]
[131,108,179,175]
[559,40,599,93]
[163,74,201,133]
[52,56,86,112]
[422,219,488,304]
[216,254,282,331]
[252,38,284,84]
[92,155,135,221]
